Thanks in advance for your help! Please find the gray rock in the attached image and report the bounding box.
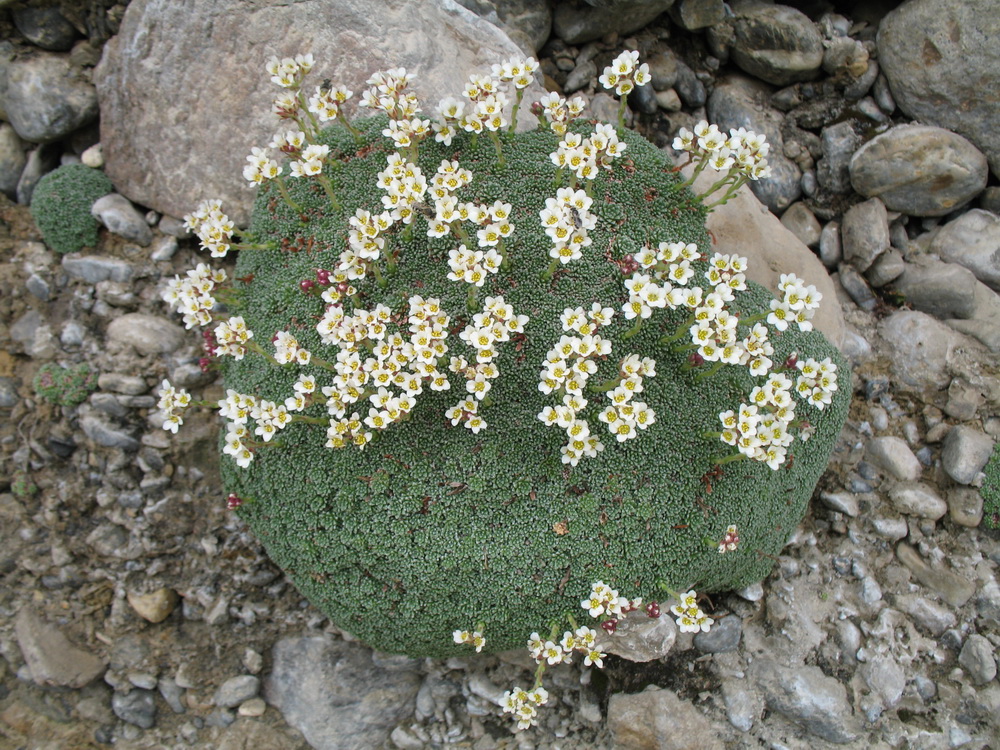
[751,659,860,743]
[866,436,921,481]
[214,675,260,708]
[96,0,546,226]
[12,5,79,51]
[959,634,997,686]
[61,320,86,348]
[873,73,895,114]
[150,236,179,261]
[865,248,905,288]
[15,608,106,688]
[930,209,1000,292]
[896,595,956,636]
[673,59,707,108]
[878,0,1000,179]
[706,74,800,213]
[977,581,1000,629]
[608,686,725,750]
[947,281,1000,352]
[648,51,678,91]
[265,635,421,750]
[780,202,820,248]
[820,491,859,517]
[107,313,186,356]
[0,123,27,198]
[942,426,994,485]
[894,257,978,320]
[596,606,676,662]
[841,197,889,272]
[694,615,741,653]
[669,0,724,31]
[860,656,905,709]
[564,59,596,95]
[843,59,879,102]
[817,121,861,193]
[25,273,51,301]
[91,193,153,246]
[877,311,970,390]
[62,254,134,284]
[1,53,99,143]
[655,88,682,112]
[630,80,659,115]
[721,679,761,732]
[948,488,983,528]
[454,0,552,55]
[553,0,676,45]
[0,377,19,408]
[80,414,140,451]
[838,266,877,311]
[896,542,976,608]
[850,124,989,217]
[10,309,57,359]
[871,516,908,541]
[888,481,947,520]
[822,37,869,79]
[112,688,157,729]
[15,142,61,204]
[818,220,841,267]
[97,373,149,395]
[729,4,824,86]
[981,187,1000,215]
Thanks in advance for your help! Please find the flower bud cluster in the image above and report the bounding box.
[599,50,651,97]
[162,263,227,329]
[767,273,822,332]
[670,590,713,633]
[214,316,254,360]
[501,686,549,731]
[673,121,771,182]
[308,83,353,122]
[596,354,657,444]
[539,188,597,264]
[157,379,191,434]
[537,91,586,136]
[795,356,839,410]
[183,199,236,258]
[719,372,797,470]
[718,524,740,554]
[243,146,282,186]
[624,240,703,320]
[550,124,627,181]
[265,53,314,88]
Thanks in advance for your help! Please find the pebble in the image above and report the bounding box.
[62,254,134,284]
[865,248,905,288]
[737,582,764,602]
[894,257,978,320]
[552,1,674,45]
[629,81,659,115]
[816,119,860,194]
[238,697,266,717]
[563,59,595,95]
[607,686,725,750]
[127,587,179,623]
[930,209,1000,292]
[214,674,260,708]
[158,677,186,714]
[112,688,157,729]
[751,659,860,743]
[838,265,877,311]
[669,0,725,31]
[97,373,149,396]
[958,634,997,686]
[780,202,821,248]
[595,605,676,661]
[729,4,824,86]
[896,595,957,637]
[865,436,922,481]
[673,60,706,108]
[647,51,678,90]
[889,482,947,520]
[655,88,682,112]
[841,197,889,272]
[0,124,27,198]
[91,193,154,246]
[947,488,984,528]
[14,608,106,688]
[860,657,905,709]
[150,236,178,262]
[106,313,186,356]
[694,615,742,653]
[721,679,760,732]
[11,5,78,51]
[80,414,140,451]
[820,491,859,517]
[895,543,976,608]
[1,53,98,143]
[818,220,841,267]
[242,648,264,675]
[849,124,989,217]
[941,426,994,485]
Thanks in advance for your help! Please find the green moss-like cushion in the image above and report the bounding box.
[30,164,113,255]
[222,117,850,657]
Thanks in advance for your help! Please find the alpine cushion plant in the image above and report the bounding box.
[160,53,850,667]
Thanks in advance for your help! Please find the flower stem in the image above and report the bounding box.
[487,130,505,168]
[273,177,303,214]
[315,173,340,212]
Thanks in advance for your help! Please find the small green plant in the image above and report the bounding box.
[159,52,850,705]
[983,443,1000,529]
[30,164,113,255]
[33,363,98,407]
[11,471,38,498]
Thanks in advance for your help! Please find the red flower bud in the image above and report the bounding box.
[299,279,315,292]
[600,619,618,634]
[226,493,243,510]
[646,602,661,618]
[316,269,330,285]
[689,353,704,367]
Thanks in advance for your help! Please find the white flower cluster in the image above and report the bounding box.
[243,146,282,186]
[795,356,839,410]
[598,50,651,96]
[527,625,604,668]
[218,376,314,467]
[265,53,314,88]
[536,305,617,466]
[537,91,586,136]
[447,296,529,434]
[452,629,485,652]
[549,124,627,181]
[162,263,227,329]
[316,296,450,450]
[719,373,797,470]
[595,354,657,444]
[157,380,191,434]
[623,240,703,321]
[539,187,597,264]
[491,57,539,89]
[767,273,823,333]
[581,580,638,619]
[273,330,311,365]
[183,199,235,258]
[288,144,330,178]
[501,686,549,731]
[376,154,427,225]
[673,121,771,181]
[360,67,421,122]
[718,524,740,554]
[214,315,254,360]
[670,590,713,634]
[308,82,353,122]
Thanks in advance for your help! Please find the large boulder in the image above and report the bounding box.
[94,0,543,225]
[878,0,1000,180]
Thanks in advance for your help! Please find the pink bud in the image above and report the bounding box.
[646,602,661,618]
[600,619,618,634]
[300,279,315,292]
[226,493,243,510]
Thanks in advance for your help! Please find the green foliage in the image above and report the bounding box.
[11,471,38,498]
[30,164,113,255]
[982,443,1000,529]
[33,363,98,407]
[221,116,850,657]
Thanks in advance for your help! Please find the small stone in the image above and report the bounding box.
[942,426,994,485]
[736,582,764,602]
[838,266,877,311]
[842,197,889,272]
[595,605,676,662]
[948,488,983,528]
[629,80,659,115]
[608,686,725,750]
[958,634,997,686]
[25,273,50,301]
[563,59,596,95]
[866,248,905,288]
[91,193,153,246]
[158,677,186,714]
[888,482,947,520]
[780,202,821,248]
[894,257,979,320]
[721,679,761,732]
[112,688,157,729]
[820,491,859,517]
[866,436,922,481]
[817,121,861,194]
[127,588,179,624]
[81,143,103,167]
[669,0,725,31]
[818,220,841,267]
[655,89,682,112]
[80,414,140,451]
[97,373,149,396]
[860,656,905,709]
[150,236,178,261]
[15,608,106,688]
[673,60,706,108]
[895,542,976,607]
[214,675,260,708]
[107,313,186,356]
[2,54,98,143]
[238,697,266,717]
[242,648,264,675]
[647,51,677,90]
[896,595,957,636]
[62,254,134,284]
[729,4,824,86]
[694,615,742,653]
[11,5,78,50]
